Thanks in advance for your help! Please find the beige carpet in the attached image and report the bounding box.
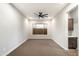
[8,39,77,56]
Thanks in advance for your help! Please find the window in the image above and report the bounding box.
[32,23,47,35]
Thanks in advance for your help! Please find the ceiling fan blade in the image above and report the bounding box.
[34,13,39,16]
[43,14,48,15]
[42,14,48,17]
[34,13,40,18]
[43,15,48,17]
[39,12,42,14]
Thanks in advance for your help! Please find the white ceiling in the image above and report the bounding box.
[12,3,68,20]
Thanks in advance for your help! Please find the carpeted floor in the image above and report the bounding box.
[8,39,78,56]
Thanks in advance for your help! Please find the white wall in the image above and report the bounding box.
[51,11,68,50]
[51,4,78,50]
[28,20,52,39]
[0,4,28,55]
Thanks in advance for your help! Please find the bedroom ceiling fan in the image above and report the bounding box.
[34,12,48,18]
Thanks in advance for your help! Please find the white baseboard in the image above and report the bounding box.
[78,50,79,56]
[52,39,68,50]
[28,37,52,40]
[3,38,28,56]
